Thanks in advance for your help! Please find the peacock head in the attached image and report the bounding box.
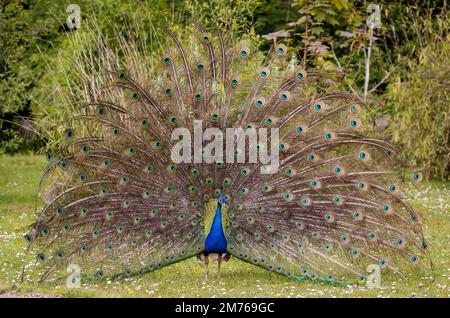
[218,194,227,206]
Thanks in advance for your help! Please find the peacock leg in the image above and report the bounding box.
[217,254,222,279]
[223,253,231,261]
[204,254,209,280]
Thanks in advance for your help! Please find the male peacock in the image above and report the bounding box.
[24,23,430,285]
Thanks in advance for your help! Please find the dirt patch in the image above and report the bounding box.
[0,292,59,298]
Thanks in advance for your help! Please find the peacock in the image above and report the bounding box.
[23,22,430,286]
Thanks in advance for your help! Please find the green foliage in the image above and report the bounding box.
[0,0,180,154]
[27,0,261,153]
[388,34,449,179]
[185,0,261,33]
[0,0,30,114]
[0,128,22,154]
[255,0,299,36]
[29,1,179,151]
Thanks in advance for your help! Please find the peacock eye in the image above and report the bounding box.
[59,160,67,169]
[98,106,106,115]
[412,171,422,181]
[350,118,361,128]
[41,227,49,236]
[351,105,360,113]
[333,195,342,204]
[141,119,149,128]
[66,129,74,138]
[276,44,286,54]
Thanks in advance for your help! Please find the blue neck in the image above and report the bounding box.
[204,203,227,253]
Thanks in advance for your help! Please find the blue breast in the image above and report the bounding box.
[204,204,227,254]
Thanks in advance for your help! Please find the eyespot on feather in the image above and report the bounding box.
[239,46,250,58]
[275,44,287,55]
[258,67,270,79]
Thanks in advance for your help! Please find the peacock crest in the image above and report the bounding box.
[24,22,430,285]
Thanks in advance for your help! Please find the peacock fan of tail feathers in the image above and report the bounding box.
[24,23,430,286]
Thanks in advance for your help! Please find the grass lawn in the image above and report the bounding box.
[0,154,448,298]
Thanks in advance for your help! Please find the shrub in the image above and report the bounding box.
[387,34,449,179]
